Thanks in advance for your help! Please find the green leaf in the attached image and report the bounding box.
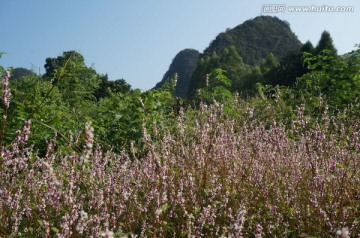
[114,114,122,121]
[161,203,170,213]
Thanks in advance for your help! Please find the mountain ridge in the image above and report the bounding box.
[155,15,303,97]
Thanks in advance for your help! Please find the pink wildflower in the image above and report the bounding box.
[2,71,10,108]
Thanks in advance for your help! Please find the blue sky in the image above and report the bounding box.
[1,0,359,90]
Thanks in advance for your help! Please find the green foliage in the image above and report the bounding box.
[264,50,309,87]
[262,40,316,88]
[301,40,314,53]
[211,68,231,88]
[189,52,221,94]
[1,37,359,157]
[190,46,253,96]
[94,74,132,99]
[43,51,101,106]
[315,31,337,55]
[196,68,233,103]
[0,51,184,155]
[92,90,144,151]
[297,49,360,112]
[91,84,178,154]
[5,74,83,153]
[10,67,36,80]
[260,53,279,74]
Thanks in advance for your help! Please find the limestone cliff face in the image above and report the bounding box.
[154,49,200,97]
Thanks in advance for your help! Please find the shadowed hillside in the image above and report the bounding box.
[154,49,200,97]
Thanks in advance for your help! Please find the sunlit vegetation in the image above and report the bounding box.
[0,16,359,237]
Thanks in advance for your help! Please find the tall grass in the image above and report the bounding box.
[0,96,359,237]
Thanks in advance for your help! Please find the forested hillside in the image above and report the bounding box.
[158,16,303,97]
[0,15,359,237]
[203,16,301,65]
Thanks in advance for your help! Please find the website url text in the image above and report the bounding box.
[262,4,355,13]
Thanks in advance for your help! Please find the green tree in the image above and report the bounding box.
[260,53,279,74]
[220,46,251,91]
[196,68,233,103]
[43,51,101,106]
[300,40,314,53]
[297,48,360,113]
[92,84,177,152]
[94,74,132,99]
[189,51,221,96]
[315,31,337,55]
[264,42,313,87]
[189,46,252,97]
[10,67,36,80]
[4,74,81,153]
